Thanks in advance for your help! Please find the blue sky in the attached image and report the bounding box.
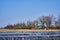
[0,0,60,27]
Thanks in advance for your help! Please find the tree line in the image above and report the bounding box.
[3,14,60,29]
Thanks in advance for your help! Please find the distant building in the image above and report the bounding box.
[35,23,45,29]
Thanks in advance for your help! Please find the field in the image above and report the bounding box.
[0,29,60,32]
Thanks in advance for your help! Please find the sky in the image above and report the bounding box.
[0,0,60,27]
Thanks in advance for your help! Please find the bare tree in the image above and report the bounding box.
[54,14,60,27]
[44,15,53,27]
[27,21,35,29]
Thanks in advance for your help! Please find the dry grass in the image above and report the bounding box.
[0,29,60,32]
